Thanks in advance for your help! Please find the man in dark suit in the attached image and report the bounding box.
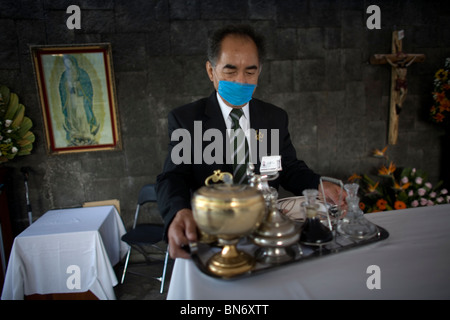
[157,25,344,259]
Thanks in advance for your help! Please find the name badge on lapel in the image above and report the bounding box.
[260,155,282,174]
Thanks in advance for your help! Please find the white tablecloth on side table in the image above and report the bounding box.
[1,206,129,300]
[167,204,450,300]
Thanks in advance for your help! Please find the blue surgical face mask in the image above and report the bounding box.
[217,80,257,106]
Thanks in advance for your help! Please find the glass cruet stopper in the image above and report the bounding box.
[301,189,320,218]
[300,189,333,245]
[344,183,359,198]
[303,189,319,205]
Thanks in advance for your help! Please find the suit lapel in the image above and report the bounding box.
[250,99,280,171]
[204,93,226,133]
[249,100,264,171]
[203,93,232,172]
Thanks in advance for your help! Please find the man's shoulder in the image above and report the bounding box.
[171,92,217,116]
[251,97,288,118]
[171,97,208,116]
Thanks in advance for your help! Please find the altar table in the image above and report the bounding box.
[1,206,128,300]
[167,204,450,300]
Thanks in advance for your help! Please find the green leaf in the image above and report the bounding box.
[362,174,377,185]
[397,191,408,202]
[4,93,19,120]
[400,167,411,178]
[0,85,10,110]
[17,143,33,155]
[16,117,33,137]
[11,103,25,128]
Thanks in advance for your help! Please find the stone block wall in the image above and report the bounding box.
[0,0,449,233]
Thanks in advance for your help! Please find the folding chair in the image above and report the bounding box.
[120,184,169,294]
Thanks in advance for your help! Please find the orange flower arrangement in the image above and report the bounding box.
[349,146,449,213]
[430,58,450,127]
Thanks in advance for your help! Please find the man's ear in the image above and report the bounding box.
[206,61,214,82]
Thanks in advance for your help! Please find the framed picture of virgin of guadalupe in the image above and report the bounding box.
[31,43,121,154]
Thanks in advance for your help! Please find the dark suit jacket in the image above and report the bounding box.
[156,92,320,237]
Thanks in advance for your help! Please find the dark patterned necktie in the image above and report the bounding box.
[230,108,249,184]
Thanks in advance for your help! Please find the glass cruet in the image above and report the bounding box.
[338,183,378,240]
[299,189,333,245]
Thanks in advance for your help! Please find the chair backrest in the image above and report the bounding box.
[138,184,157,206]
[132,184,158,229]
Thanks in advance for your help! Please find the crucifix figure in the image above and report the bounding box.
[370,30,425,145]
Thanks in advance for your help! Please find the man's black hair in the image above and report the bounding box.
[207,24,266,66]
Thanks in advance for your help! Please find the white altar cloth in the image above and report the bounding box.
[1,206,128,300]
[167,204,450,300]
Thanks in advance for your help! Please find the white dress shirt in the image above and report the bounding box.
[216,92,253,164]
[216,92,250,131]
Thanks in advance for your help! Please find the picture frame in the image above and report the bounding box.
[31,43,121,154]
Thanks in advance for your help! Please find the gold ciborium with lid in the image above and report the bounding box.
[191,171,266,278]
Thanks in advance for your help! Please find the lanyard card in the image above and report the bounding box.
[260,155,282,174]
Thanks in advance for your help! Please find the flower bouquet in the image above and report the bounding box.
[349,146,449,213]
[0,85,35,162]
[430,58,450,127]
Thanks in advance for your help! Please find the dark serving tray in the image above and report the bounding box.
[187,225,389,280]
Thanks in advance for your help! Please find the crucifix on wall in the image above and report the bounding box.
[370,30,425,145]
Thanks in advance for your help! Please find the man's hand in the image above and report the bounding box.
[318,181,347,209]
[167,208,198,259]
